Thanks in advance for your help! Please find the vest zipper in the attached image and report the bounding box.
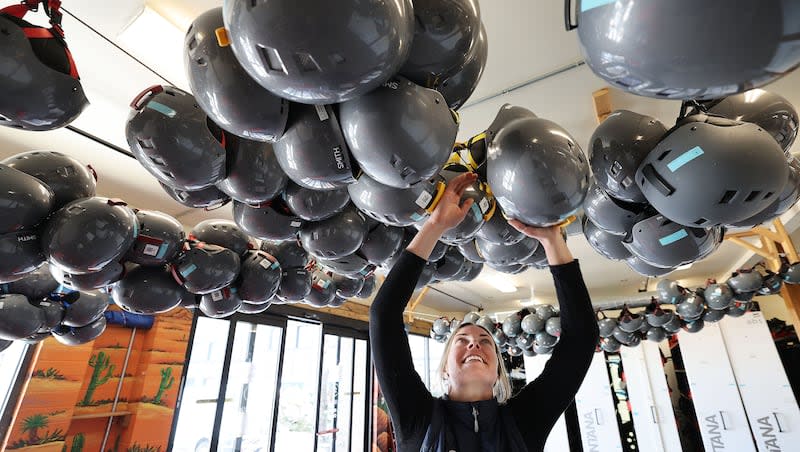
[472,405,479,433]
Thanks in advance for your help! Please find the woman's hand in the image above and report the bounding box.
[508,219,574,266]
[428,172,478,231]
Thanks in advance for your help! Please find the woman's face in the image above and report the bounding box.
[445,325,499,392]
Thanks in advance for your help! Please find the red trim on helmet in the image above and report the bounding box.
[21,27,53,38]
[131,85,165,110]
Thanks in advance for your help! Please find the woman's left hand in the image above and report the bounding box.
[428,172,478,231]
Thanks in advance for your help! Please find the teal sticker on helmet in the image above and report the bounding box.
[470,203,482,222]
[179,263,197,277]
[667,146,704,172]
[146,101,177,118]
[410,212,424,222]
[659,229,688,246]
[155,243,169,260]
[581,0,616,12]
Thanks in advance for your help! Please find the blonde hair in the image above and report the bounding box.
[434,323,513,404]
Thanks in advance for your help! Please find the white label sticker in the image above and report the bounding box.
[211,290,223,301]
[479,197,489,213]
[259,258,272,270]
[290,221,302,227]
[415,191,433,208]
[0,302,4,309]
[143,244,159,257]
[40,302,51,307]
[314,105,329,121]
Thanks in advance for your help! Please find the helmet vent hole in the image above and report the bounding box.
[694,218,708,226]
[294,52,321,73]
[330,53,345,65]
[188,37,198,51]
[763,192,774,200]
[195,57,206,66]
[656,150,671,161]
[744,191,761,202]
[718,190,737,204]
[137,138,156,150]
[258,45,287,74]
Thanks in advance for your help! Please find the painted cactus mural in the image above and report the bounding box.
[153,367,174,405]
[80,351,115,406]
[21,414,48,443]
[70,433,85,452]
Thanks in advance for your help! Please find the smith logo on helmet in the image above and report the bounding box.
[383,81,400,90]
[333,147,346,170]
[16,234,37,242]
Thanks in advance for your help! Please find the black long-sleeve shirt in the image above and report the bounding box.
[369,250,599,452]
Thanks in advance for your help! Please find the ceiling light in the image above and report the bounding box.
[677,263,693,270]
[485,275,517,293]
[520,299,536,307]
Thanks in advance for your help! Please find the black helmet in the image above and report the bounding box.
[727,269,764,294]
[306,271,337,307]
[299,205,367,260]
[656,279,686,304]
[199,287,242,318]
[190,219,252,256]
[625,256,675,277]
[434,247,466,281]
[457,239,485,263]
[52,316,106,346]
[589,111,667,203]
[726,301,752,318]
[583,182,646,236]
[0,294,45,340]
[439,164,495,245]
[126,210,185,266]
[758,270,784,295]
[260,240,309,269]
[487,116,590,226]
[623,214,722,269]
[42,197,137,274]
[676,293,705,320]
[617,305,644,333]
[703,308,726,323]
[682,318,705,333]
[216,137,288,204]
[534,330,558,348]
[238,301,272,314]
[582,216,631,261]
[1,263,58,300]
[0,4,88,131]
[612,327,641,347]
[636,115,788,227]
[112,265,187,314]
[2,150,96,210]
[646,327,668,343]
[598,317,617,338]
[0,230,45,283]
[355,274,376,299]
[50,261,124,291]
[223,0,413,104]
[475,236,538,266]
[233,198,303,241]
[435,22,487,110]
[58,290,109,328]
[359,219,404,266]
[273,103,359,190]
[332,274,364,299]
[170,242,241,295]
[515,332,534,349]
[783,262,800,284]
[475,207,525,245]
[644,300,675,327]
[283,183,350,222]
[348,172,446,226]
[600,336,622,353]
[160,182,230,209]
[0,163,54,233]
[234,250,282,303]
[339,77,459,188]
[29,297,64,332]
[184,8,289,142]
[729,157,800,228]
[662,315,683,334]
[277,267,312,302]
[705,281,734,310]
[521,313,545,335]
[126,85,227,190]
[317,254,373,278]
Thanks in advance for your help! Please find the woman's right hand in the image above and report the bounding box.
[428,172,478,232]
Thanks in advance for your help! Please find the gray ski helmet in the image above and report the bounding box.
[42,197,137,275]
[682,318,705,333]
[339,77,459,188]
[283,183,350,222]
[190,219,252,256]
[273,104,358,191]
[112,265,187,314]
[0,294,44,340]
[223,0,413,104]
[52,316,106,346]
[261,240,308,269]
[0,9,88,131]
[0,163,54,233]
[727,269,764,294]
[600,336,621,353]
[507,345,524,357]
[238,301,271,314]
[662,314,683,334]
[2,150,96,210]
[170,242,241,295]
[705,282,735,310]
[759,271,784,295]
[582,216,632,261]
[235,250,281,303]
[457,239,485,263]
[184,8,288,142]
[515,332,534,349]
[126,85,227,190]
[317,254,372,277]
[475,207,525,245]
[589,111,667,203]
[461,261,483,281]
[644,300,675,327]
[734,290,756,302]
[416,261,437,290]
[160,182,230,209]
[216,137,288,204]
[492,328,508,347]
[0,230,44,283]
[432,318,450,336]
[59,290,108,328]
[332,274,364,299]
[463,312,481,324]
[233,199,303,241]
[706,89,798,153]
[635,115,788,227]
[359,220,404,266]
[521,245,548,269]
[535,305,557,321]
[646,327,668,343]
[583,182,646,236]
[429,241,448,263]
[485,104,538,146]
[486,262,527,275]
[49,261,124,291]
[199,287,242,318]
[623,214,723,269]
[328,296,346,308]
[676,293,705,320]
[521,313,545,335]
[0,339,11,352]
[348,172,446,226]
[475,236,538,266]
[617,306,644,333]
[400,0,480,86]
[0,263,59,300]
[575,0,800,100]
[625,256,675,277]
[30,298,65,331]
[611,326,636,346]
[299,205,366,260]
[434,247,466,281]
[475,316,496,334]
[598,317,618,338]
[545,317,561,337]
[656,279,686,305]
[703,308,726,323]
[438,167,495,245]
[126,210,185,266]
[435,21,487,110]
[783,262,800,284]
[306,271,337,307]
[356,274,376,299]
[487,116,590,226]
[727,301,752,318]
[532,342,555,355]
[534,330,558,348]
[277,267,312,301]
[729,157,800,228]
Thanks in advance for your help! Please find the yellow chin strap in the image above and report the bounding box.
[424,180,448,213]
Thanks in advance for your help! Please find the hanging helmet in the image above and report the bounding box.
[662,315,683,334]
[600,336,622,353]
[0,230,44,283]
[184,7,288,142]
[160,182,230,209]
[575,0,800,100]
[676,293,705,320]
[485,104,538,145]
[433,317,450,336]
[199,287,242,318]
[50,261,124,291]
[260,240,308,269]
[759,271,784,295]
[356,274,376,299]
[52,316,106,346]
[534,330,558,348]
[505,344,523,357]
[457,239,485,263]
[783,262,800,284]
[233,198,303,241]
[126,85,227,190]
[486,262,527,275]
[299,205,366,260]
[283,183,350,222]
[487,116,590,226]
[646,327,668,343]
[727,269,764,294]
[520,245,548,269]
[126,210,185,266]
[501,314,523,338]
[42,197,137,274]
[339,77,459,188]
[705,282,735,310]
[623,214,722,269]
[705,89,798,154]
[0,294,45,340]
[332,274,364,299]
[598,317,618,338]
[306,271,337,307]
[532,342,555,355]
[433,247,467,281]
[112,265,187,314]
[170,242,241,295]
[535,305,557,321]
[461,261,483,282]
[359,219,404,266]
[463,312,481,324]
[644,300,675,327]
[635,115,788,227]
[638,321,652,336]
[656,279,686,305]
[0,163,54,233]
[729,158,800,228]
[0,3,88,131]
[475,207,524,245]
[416,262,437,290]
[190,219,252,256]
[277,267,312,302]
[703,308,726,323]
[625,256,675,277]
[235,250,281,303]
[435,21,487,110]
[583,182,646,236]
[317,253,373,278]
[239,301,271,314]
[2,150,96,210]
[582,216,632,261]
[216,138,288,204]
[29,298,63,332]
[58,290,108,328]
[682,318,705,333]
[617,305,644,333]
[545,317,561,337]
[616,328,642,347]
[727,301,752,318]
[273,104,359,191]
[348,172,445,227]
[492,328,508,347]
[438,165,495,245]
[515,332,535,349]
[734,290,756,302]
[521,313,545,335]
[1,263,58,300]
[476,236,538,266]
[475,316,496,334]
[589,111,667,203]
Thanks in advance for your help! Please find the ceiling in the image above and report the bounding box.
[5,0,800,318]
